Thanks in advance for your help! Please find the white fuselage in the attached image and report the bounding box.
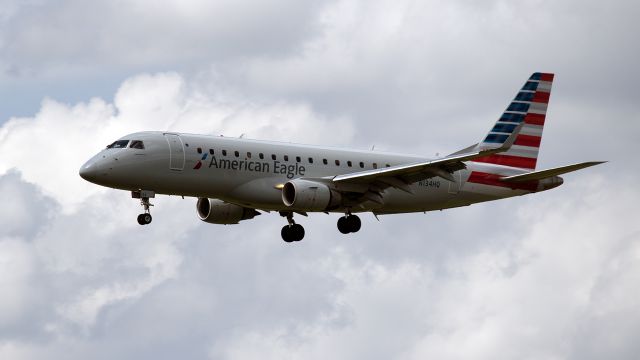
[80,131,553,215]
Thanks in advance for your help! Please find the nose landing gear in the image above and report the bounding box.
[132,190,155,225]
[337,214,361,234]
[137,213,152,225]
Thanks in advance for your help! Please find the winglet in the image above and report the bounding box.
[449,120,523,157]
[498,122,524,150]
[479,121,524,152]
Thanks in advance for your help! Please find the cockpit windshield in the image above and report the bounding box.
[129,140,145,149]
[107,140,129,149]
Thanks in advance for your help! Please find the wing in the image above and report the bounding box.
[331,123,523,196]
[334,148,501,184]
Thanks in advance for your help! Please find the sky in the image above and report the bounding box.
[0,0,639,359]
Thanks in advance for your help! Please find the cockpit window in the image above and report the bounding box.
[107,140,129,149]
[130,140,145,149]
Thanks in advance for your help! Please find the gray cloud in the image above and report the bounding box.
[0,0,333,73]
[0,0,638,359]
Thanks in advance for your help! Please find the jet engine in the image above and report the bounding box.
[282,179,341,211]
[196,198,260,224]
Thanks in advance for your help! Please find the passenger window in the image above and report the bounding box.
[386,164,391,167]
[247,152,252,159]
[359,162,364,168]
[272,154,276,160]
[347,161,352,167]
[335,160,340,166]
[209,149,214,155]
[323,159,328,165]
[222,150,227,156]
[296,156,301,163]
[197,147,202,154]
[373,163,378,169]
[284,155,289,161]
[107,140,129,149]
[129,140,144,149]
[234,151,239,158]
[259,153,264,159]
[308,157,314,164]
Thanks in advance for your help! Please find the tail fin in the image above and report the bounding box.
[473,72,554,171]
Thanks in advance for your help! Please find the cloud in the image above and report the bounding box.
[0,0,334,74]
[0,134,636,360]
[205,176,640,360]
[0,0,638,359]
[0,72,355,211]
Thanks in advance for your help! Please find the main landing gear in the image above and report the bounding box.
[337,214,361,234]
[279,212,362,242]
[280,212,305,242]
[132,190,155,225]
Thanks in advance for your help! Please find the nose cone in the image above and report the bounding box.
[79,162,96,182]
[79,158,103,183]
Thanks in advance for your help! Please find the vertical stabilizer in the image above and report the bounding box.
[473,72,554,171]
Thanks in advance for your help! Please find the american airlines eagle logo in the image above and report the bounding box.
[193,153,208,170]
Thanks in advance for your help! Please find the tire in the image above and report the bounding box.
[292,224,305,241]
[137,214,146,225]
[281,226,294,242]
[337,217,350,234]
[347,215,361,233]
[143,214,152,224]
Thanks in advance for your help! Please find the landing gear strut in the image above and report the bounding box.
[280,212,305,242]
[337,214,361,234]
[132,190,155,225]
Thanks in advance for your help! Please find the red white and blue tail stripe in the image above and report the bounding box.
[473,72,554,171]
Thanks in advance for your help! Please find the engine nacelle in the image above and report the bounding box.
[282,179,341,211]
[196,198,259,224]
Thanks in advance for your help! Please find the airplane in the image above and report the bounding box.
[79,73,604,242]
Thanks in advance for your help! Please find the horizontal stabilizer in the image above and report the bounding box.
[500,161,606,183]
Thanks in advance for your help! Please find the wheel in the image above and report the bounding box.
[291,224,305,241]
[337,216,350,234]
[346,215,361,233]
[281,226,294,242]
[143,213,152,224]
[137,214,146,225]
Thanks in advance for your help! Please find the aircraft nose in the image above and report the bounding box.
[79,162,96,182]
[79,158,103,183]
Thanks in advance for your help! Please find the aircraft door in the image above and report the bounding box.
[448,171,462,194]
[164,133,185,171]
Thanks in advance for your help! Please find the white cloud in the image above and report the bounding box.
[0,239,38,327]
[0,0,333,75]
[0,0,638,359]
[0,70,355,345]
[0,72,355,211]
[207,176,640,360]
